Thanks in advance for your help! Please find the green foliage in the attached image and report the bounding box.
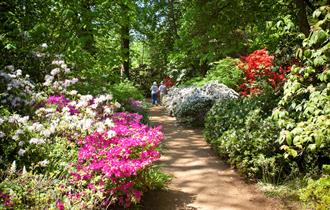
[205,90,279,142]
[179,76,204,87]
[73,64,121,95]
[299,175,330,210]
[272,6,330,174]
[205,58,243,90]
[249,14,302,65]
[180,58,243,90]
[110,80,144,103]
[129,64,162,96]
[138,165,171,190]
[204,91,290,182]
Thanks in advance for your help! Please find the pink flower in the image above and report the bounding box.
[56,200,65,210]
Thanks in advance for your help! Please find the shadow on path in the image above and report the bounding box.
[137,106,285,210]
[141,189,197,210]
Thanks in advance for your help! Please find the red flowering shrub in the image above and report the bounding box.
[239,49,291,96]
[163,76,174,88]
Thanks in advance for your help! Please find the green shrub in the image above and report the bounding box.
[211,112,297,182]
[204,89,279,143]
[272,6,330,175]
[180,58,243,90]
[203,90,302,182]
[205,58,243,90]
[179,76,204,87]
[300,175,330,210]
[110,80,144,103]
[73,64,121,95]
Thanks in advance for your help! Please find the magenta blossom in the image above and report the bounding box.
[70,112,164,208]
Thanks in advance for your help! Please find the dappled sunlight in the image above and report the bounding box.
[142,106,284,210]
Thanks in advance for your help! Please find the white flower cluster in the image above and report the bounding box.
[43,60,77,92]
[0,58,119,174]
[0,66,37,108]
[163,81,239,124]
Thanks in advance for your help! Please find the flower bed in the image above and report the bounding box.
[0,62,167,209]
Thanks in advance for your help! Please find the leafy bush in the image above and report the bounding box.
[205,58,243,90]
[0,66,39,114]
[300,175,330,210]
[110,80,144,103]
[205,89,279,142]
[180,58,243,90]
[203,6,330,205]
[204,91,294,182]
[163,81,239,126]
[272,6,330,175]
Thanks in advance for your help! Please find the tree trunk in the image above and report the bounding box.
[121,26,130,79]
[295,0,310,36]
[79,0,96,55]
[200,61,208,76]
[120,3,130,79]
[168,0,178,37]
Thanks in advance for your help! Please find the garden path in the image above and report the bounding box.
[140,106,285,210]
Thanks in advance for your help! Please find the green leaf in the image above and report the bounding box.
[308,143,317,151]
[309,30,328,46]
[286,131,293,145]
[314,56,327,66]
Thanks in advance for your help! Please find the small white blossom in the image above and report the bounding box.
[30,122,44,132]
[18,116,29,124]
[16,69,22,76]
[29,138,45,145]
[22,166,27,175]
[114,102,121,108]
[81,118,93,130]
[12,135,19,141]
[10,160,16,174]
[104,106,113,114]
[18,141,24,146]
[18,149,26,156]
[41,43,48,48]
[85,108,96,117]
[90,103,98,109]
[97,126,105,133]
[39,159,49,167]
[51,68,61,76]
[41,129,52,137]
[0,131,5,138]
[104,118,114,127]
[107,130,117,139]
[95,95,107,104]
[52,60,65,65]
[69,90,78,95]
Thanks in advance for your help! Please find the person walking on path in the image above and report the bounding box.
[158,81,167,104]
[150,81,159,105]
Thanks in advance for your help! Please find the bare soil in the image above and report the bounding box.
[140,106,288,210]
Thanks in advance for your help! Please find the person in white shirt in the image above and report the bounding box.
[158,81,167,105]
[150,82,159,105]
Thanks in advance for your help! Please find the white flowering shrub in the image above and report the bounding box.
[0,66,38,113]
[163,81,239,125]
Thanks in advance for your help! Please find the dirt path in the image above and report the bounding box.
[140,106,285,210]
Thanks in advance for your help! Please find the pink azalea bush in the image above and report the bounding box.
[69,112,163,208]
